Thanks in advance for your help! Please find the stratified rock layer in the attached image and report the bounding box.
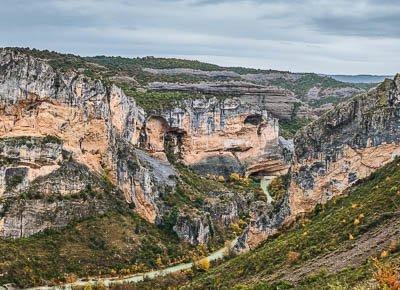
[235,75,400,250]
[289,76,400,216]
[0,49,175,236]
[0,49,289,245]
[145,97,290,178]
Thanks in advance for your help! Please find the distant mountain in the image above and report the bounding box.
[329,74,393,84]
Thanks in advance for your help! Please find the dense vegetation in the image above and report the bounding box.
[0,161,260,288]
[188,159,400,289]
[279,118,312,139]
[158,158,400,289]
[0,209,202,287]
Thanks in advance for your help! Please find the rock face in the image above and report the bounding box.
[0,49,290,245]
[235,75,400,251]
[148,81,311,121]
[0,49,176,237]
[0,48,376,250]
[0,160,123,238]
[305,86,363,101]
[289,76,400,216]
[144,68,366,117]
[144,96,291,178]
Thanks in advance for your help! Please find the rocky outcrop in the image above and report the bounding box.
[0,49,290,246]
[0,49,176,236]
[144,96,292,179]
[234,197,290,251]
[147,81,311,121]
[0,161,124,238]
[305,86,363,101]
[173,212,211,245]
[289,76,400,216]
[144,68,364,114]
[0,136,63,198]
[235,75,400,251]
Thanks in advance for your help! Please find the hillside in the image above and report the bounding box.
[0,48,398,289]
[132,158,400,289]
[2,47,377,140]
[5,48,372,115]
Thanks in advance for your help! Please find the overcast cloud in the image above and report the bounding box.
[1,0,399,74]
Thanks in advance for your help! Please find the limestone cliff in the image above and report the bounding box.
[0,49,177,238]
[235,74,400,250]
[0,48,286,246]
[289,75,400,216]
[144,96,290,179]
[147,81,311,121]
[1,48,376,251]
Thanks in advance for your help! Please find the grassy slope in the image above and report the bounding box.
[0,209,204,288]
[0,161,258,288]
[183,158,400,289]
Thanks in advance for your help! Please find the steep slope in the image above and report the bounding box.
[0,48,393,289]
[0,48,279,287]
[150,158,400,289]
[235,74,400,250]
[0,47,281,285]
[0,209,202,288]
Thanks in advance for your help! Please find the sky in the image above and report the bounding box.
[1,0,399,75]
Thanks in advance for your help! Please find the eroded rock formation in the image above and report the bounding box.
[148,81,311,121]
[144,97,291,179]
[289,76,400,216]
[235,74,400,251]
[0,49,175,236]
[0,49,290,245]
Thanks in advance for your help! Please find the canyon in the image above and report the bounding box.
[0,47,398,288]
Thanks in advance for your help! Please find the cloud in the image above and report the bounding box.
[0,0,398,74]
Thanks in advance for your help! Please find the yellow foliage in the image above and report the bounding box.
[83,284,93,290]
[155,256,163,267]
[353,218,360,226]
[349,233,354,240]
[96,282,107,290]
[358,213,365,219]
[373,258,400,289]
[230,222,242,235]
[229,172,241,182]
[218,176,225,182]
[241,177,251,186]
[110,269,117,276]
[119,268,131,275]
[238,219,247,228]
[64,273,78,283]
[381,250,389,258]
[351,203,358,209]
[196,258,210,271]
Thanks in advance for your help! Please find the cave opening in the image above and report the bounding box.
[244,114,263,126]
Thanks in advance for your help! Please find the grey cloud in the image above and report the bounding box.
[311,13,400,38]
[0,0,398,74]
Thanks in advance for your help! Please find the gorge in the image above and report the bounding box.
[0,47,398,289]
